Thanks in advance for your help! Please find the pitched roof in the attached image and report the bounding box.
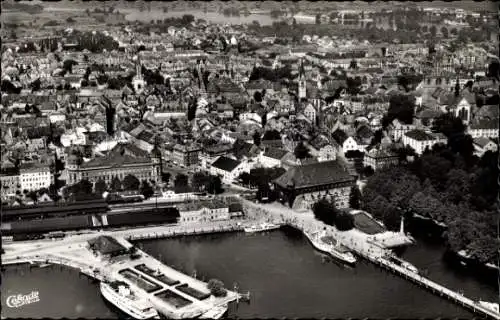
[469,119,499,130]
[274,160,354,189]
[80,144,152,169]
[405,129,445,141]
[263,147,288,160]
[473,137,494,148]
[211,156,241,172]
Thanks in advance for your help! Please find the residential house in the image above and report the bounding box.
[473,137,498,157]
[258,147,290,168]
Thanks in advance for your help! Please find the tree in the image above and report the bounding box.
[349,185,361,209]
[294,141,311,161]
[187,97,198,121]
[206,175,223,194]
[94,179,107,195]
[313,199,337,226]
[487,60,500,80]
[386,94,416,125]
[123,174,140,191]
[349,59,357,69]
[335,212,355,231]
[429,25,437,37]
[174,173,189,190]
[253,90,262,102]
[207,279,227,297]
[27,191,38,203]
[450,27,458,35]
[192,172,209,192]
[73,179,93,195]
[30,79,41,92]
[63,59,77,74]
[161,172,171,184]
[253,131,261,146]
[110,176,122,192]
[140,180,154,199]
[440,26,448,38]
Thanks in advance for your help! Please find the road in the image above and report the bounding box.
[2,219,249,261]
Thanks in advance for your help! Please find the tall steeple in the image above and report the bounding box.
[298,58,306,99]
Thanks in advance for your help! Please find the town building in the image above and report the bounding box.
[468,119,499,139]
[19,162,52,192]
[1,172,20,200]
[65,143,161,186]
[472,137,498,157]
[402,129,447,155]
[363,147,399,170]
[209,156,249,184]
[177,200,231,224]
[171,144,202,167]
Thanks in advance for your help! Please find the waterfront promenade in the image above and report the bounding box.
[240,199,500,320]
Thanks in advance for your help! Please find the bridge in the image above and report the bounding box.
[241,199,500,320]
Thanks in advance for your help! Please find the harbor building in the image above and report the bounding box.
[273,160,356,211]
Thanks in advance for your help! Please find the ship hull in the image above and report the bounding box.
[100,283,158,320]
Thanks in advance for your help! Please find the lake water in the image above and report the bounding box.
[1,228,497,319]
[123,9,279,26]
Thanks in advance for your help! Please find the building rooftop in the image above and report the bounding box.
[274,160,354,189]
[404,129,445,141]
[211,156,241,172]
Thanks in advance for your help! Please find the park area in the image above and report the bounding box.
[352,211,386,235]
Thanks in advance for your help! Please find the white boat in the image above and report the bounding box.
[305,230,357,265]
[100,281,159,319]
[244,222,281,233]
[478,301,499,313]
[199,304,228,319]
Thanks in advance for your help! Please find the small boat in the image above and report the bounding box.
[199,304,228,319]
[244,222,281,233]
[100,281,159,319]
[478,300,499,313]
[305,230,357,265]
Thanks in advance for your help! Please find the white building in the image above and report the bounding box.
[19,164,51,192]
[209,156,250,184]
[388,119,416,142]
[472,137,498,157]
[177,201,231,224]
[402,129,447,155]
[468,119,499,139]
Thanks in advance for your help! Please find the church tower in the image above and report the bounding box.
[298,58,307,100]
[132,57,146,94]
